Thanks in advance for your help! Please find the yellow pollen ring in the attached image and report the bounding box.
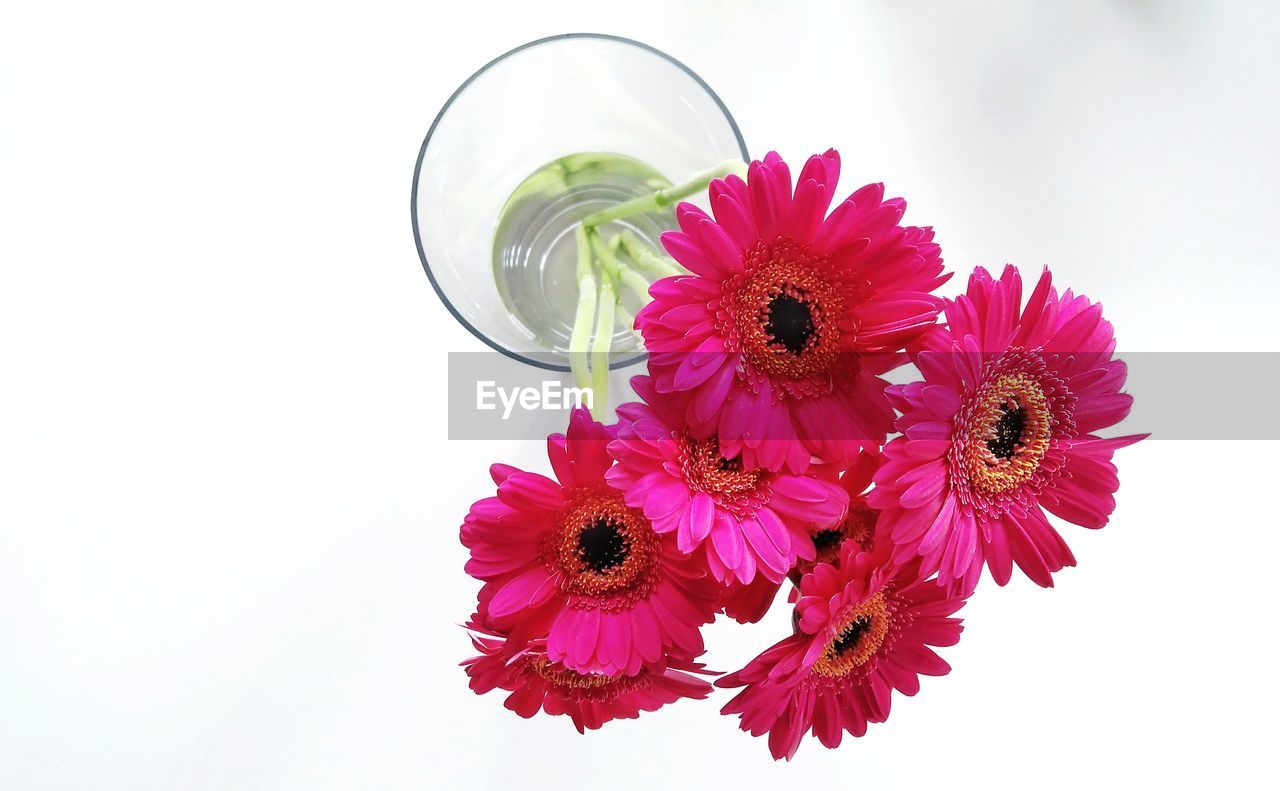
[812,592,891,678]
[962,372,1052,495]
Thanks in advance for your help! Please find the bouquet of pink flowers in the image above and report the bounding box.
[458,150,1143,759]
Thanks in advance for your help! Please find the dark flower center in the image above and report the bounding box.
[795,508,880,579]
[717,455,744,472]
[730,241,844,381]
[987,403,1027,460]
[555,492,658,600]
[832,616,871,655]
[951,356,1065,507]
[811,528,844,553]
[577,519,629,571]
[765,292,815,354]
[812,593,892,678]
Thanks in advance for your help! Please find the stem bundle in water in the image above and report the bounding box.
[562,158,745,419]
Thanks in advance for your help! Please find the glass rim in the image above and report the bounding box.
[410,32,751,373]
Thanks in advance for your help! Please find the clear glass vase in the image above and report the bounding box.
[412,33,748,372]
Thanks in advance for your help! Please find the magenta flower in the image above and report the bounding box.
[870,266,1145,594]
[463,628,713,733]
[793,447,883,579]
[461,408,718,677]
[717,546,966,760]
[606,376,848,587]
[635,150,949,472]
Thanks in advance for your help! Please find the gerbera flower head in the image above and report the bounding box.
[462,627,714,733]
[636,149,950,472]
[871,265,1146,594]
[793,447,884,579]
[607,376,848,587]
[461,407,719,677]
[717,544,966,760]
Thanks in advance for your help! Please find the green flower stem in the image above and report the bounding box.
[607,232,627,256]
[580,159,748,229]
[590,229,653,303]
[590,273,616,416]
[568,226,597,393]
[616,229,684,278]
[607,235,643,335]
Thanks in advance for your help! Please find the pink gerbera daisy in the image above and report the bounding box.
[870,265,1146,594]
[607,376,848,588]
[717,545,966,760]
[461,408,719,677]
[793,447,883,579]
[636,149,950,472]
[463,628,714,733]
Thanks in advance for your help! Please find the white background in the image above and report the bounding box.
[3,2,1278,789]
